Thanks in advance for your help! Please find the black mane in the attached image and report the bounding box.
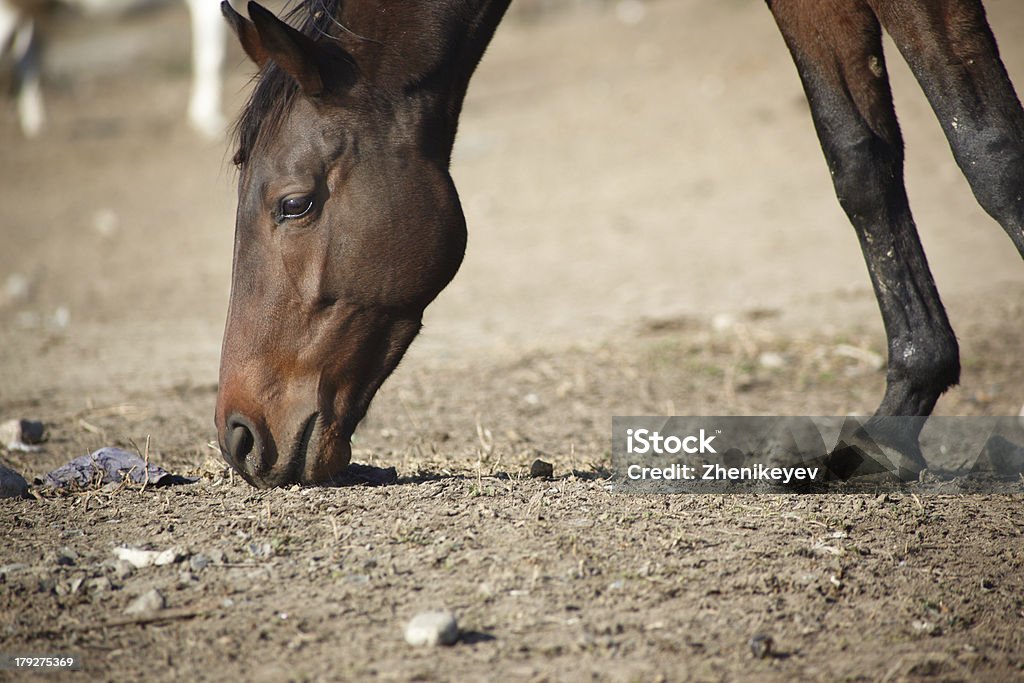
[231,0,345,166]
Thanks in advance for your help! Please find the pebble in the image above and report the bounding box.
[3,273,30,304]
[113,547,160,569]
[54,547,79,567]
[529,459,554,479]
[124,588,165,615]
[749,634,774,659]
[111,560,135,580]
[0,462,29,499]
[113,546,186,569]
[711,313,736,332]
[189,554,210,572]
[177,571,199,588]
[88,577,113,593]
[404,610,459,647]
[154,547,186,566]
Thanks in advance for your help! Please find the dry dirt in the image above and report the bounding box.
[2,0,1024,681]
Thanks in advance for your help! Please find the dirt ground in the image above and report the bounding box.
[2,0,1024,680]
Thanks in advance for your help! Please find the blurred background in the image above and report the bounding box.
[0,0,1021,453]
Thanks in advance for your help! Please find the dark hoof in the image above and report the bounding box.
[825,418,927,483]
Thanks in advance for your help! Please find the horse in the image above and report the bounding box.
[0,0,225,137]
[214,0,1024,488]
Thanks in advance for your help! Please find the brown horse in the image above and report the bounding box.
[215,0,1023,488]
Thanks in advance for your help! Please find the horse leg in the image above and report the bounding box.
[12,15,43,138]
[183,0,225,137]
[767,0,959,478]
[869,0,1024,257]
[1,0,43,137]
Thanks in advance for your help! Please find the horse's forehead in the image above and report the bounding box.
[254,99,344,172]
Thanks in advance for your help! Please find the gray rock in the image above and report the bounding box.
[404,610,459,647]
[124,588,166,615]
[749,634,774,659]
[189,554,210,572]
[54,547,79,566]
[0,462,29,498]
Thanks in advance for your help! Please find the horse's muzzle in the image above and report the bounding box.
[218,409,351,488]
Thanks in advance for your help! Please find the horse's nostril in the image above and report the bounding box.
[226,415,259,463]
[231,425,254,458]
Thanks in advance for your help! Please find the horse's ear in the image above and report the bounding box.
[221,1,269,68]
[245,1,325,96]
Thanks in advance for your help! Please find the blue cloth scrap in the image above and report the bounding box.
[43,447,197,489]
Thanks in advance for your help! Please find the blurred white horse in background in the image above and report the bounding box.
[0,0,224,137]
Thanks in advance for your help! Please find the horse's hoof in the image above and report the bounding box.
[824,418,927,483]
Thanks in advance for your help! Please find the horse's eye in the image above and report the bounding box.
[280,196,314,220]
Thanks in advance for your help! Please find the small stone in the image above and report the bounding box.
[247,542,272,559]
[529,459,553,479]
[404,610,459,647]
[88,576,113,593]
[757,352,785,369]
[124,588,165,615]
[92,209,119,238]
[0,462,29,499]
[177,571,198,588]
[113,547,160,569]
[207,549,226,565]
[749,634,773,659]
[711,313,736,332]
[3,273,31,304]
[35,573,56,594]
[189,554,210,572]
[154,547,186,566]
[54,547,79,567]
[111,560,135,580]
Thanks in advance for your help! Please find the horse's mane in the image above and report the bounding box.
[231,0,347,166]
